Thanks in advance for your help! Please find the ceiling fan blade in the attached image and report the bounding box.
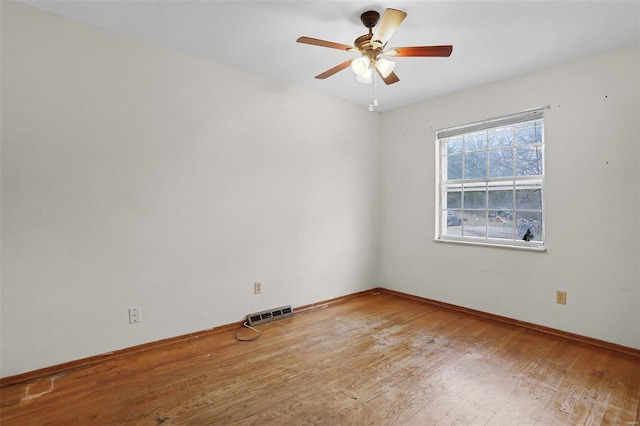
[388,45,453,57]
[371,8,407,49]
[297,36,353,52]
[374,66,400,85]
[315,60,353,79]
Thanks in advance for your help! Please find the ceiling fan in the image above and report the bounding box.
[297,8,453,85]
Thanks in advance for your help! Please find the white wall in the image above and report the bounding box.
[379,46,640,349]
[1,2,380,377]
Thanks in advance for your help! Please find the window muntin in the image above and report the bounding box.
[437,113,544,248]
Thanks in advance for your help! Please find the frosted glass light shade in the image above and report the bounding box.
[376,58,396,78]
[356,67,372,83]
[351,56,371,76]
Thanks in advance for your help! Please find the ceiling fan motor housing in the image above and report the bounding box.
[354,34,378,60]
[360,10,380,29]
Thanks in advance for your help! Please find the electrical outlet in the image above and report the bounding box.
[254,282,262,295]
[129,306,141,323]
[556,291,567,305]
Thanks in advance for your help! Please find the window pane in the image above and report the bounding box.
[516,146,543,176]
[447,191,462,209]
[465,152,487,179]
[447,137,463,154]
[516,122,543,145]
[488,127,514,148]
[444,226,461,237]
[464,131,487,151]
[488,210,514,222]
[516,188,542,210]
[445,210,463,233]
[462,211,487,238]
[488,190,513,210]
[488,216,515,240]
[446,154,462,180]
[463,189,486,209]
[517,212,542,242]
[489,149,514,177]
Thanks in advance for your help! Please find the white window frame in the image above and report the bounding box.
[435,107,547,251]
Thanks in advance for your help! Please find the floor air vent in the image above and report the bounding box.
[247,305,293,326]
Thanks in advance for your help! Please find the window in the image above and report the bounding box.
[436,108,545,249]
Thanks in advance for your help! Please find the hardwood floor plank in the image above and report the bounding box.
[1,292,639,425]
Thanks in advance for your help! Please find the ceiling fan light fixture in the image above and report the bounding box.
[376,57,396,78]
[356,67,373,83]
[351,56,371,76]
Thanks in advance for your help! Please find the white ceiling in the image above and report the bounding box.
[22,1,640,112]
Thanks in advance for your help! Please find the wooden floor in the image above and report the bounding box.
[1,292,639,425]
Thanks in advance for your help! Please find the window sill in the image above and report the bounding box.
[434,238,547,252]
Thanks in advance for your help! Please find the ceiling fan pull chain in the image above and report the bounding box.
[369,70,377,111]
[373,70,379,110]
